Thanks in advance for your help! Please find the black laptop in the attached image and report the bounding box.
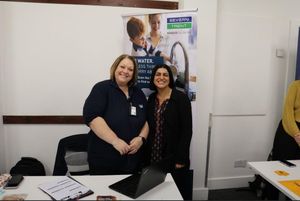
[108,159,169,199]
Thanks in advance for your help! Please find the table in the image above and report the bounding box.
[247,160,300,200]
[0,174,182,200]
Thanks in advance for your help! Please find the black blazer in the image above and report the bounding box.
[145,89,192,169]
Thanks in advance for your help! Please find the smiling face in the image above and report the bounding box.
[149,14,161,32]
[154,67,170,90]
[114,58,135,87]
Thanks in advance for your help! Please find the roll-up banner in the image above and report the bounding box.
[123,10,198,101]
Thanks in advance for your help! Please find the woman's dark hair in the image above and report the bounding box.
[149,64,175,91]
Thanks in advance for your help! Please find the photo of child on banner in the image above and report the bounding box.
[123,11,197,100]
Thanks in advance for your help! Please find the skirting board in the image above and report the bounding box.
[193,187,209,200]
[208,175,255,190]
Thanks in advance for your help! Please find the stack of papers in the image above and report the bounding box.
[38,176,93,200]
[279,180,300,197]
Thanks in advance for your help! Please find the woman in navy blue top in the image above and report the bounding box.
[83,54,148,175]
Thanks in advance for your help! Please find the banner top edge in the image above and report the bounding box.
[121,8,198,18]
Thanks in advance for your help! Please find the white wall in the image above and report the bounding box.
[0,1,217,200]
[1,2,122,176]
[0,3,6,173]
[208,0,300,189]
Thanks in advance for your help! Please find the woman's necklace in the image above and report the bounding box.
[157,88,172,106]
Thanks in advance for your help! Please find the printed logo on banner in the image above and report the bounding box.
[167,17,192,30]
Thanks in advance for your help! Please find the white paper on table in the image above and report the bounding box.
[38,176,91,200]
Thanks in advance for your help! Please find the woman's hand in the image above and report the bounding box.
[175,163,185,169]
[294,133,300,145]
[128,137,143,154]
[112,138,130,155]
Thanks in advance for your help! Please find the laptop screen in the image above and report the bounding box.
[109,158,170,199]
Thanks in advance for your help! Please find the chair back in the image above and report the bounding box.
[65,151,89,175]
[53,134,89,175]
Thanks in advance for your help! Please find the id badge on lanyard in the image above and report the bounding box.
[130,103,137,116]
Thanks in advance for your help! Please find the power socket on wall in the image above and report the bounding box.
[234,160,247,168]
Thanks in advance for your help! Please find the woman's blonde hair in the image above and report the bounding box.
[148,13,161,22]
[110,54,138,87]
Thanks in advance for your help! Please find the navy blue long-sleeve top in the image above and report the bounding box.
[83,80,147,172]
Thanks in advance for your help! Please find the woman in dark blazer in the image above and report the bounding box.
[144,64,192,171]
